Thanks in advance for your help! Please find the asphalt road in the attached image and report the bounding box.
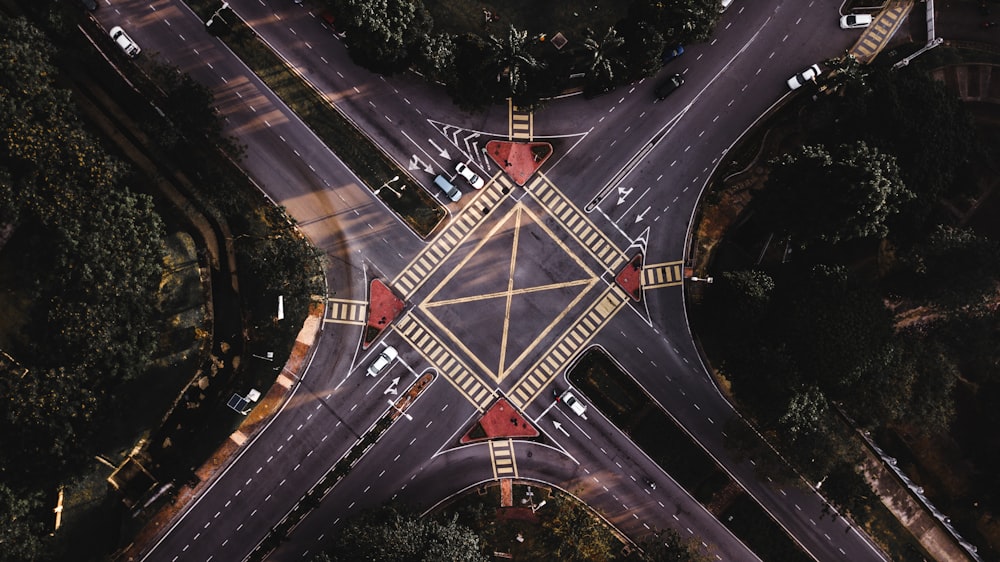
[93,0,890,561]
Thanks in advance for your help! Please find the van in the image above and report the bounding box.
[433,175,462,202]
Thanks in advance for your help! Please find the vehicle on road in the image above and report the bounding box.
[79,0,97,10]
[110,26,140,57]
[455,162,485,190]
[367,346,398,377]
[786,64,822,90]
[839,13,873,29]
[654,73,685,100]
[720,0,734,12]
[433,174,462,202]
[560,390,588,420]
[661,45,685,65]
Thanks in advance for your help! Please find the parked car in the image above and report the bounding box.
[367,346,398,377]
[455,162,485,190]
[661,44,685,65]
[560,390,588,420]
[79,0,97,11]
[654,73,685,100]
[786,64,821,90]
[720,0,734,12]
[433,174,462,202]
[839,13,873,29]
[110,26,140,58]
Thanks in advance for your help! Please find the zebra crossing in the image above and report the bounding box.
[525,174,627,275]
[323,298,367,325]
[488,439,518,479]
[394,312,495,411]
[849,0,913,63]
[508,99,533,141]
[508,284,630,410]
[642,261,685,290]
[392,178,510,300]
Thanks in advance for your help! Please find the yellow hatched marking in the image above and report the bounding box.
[394,312,492,412]
[508,285,628,409]
[392,180,510,298]
[489,439,519,479]
[324,299,368,326]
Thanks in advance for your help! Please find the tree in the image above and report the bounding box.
[627,0,721,45]
[447,33,502,111]
[543,495,618,561]
[779,386,829,439]
[335,0,432,73]
[775,265,895,395]
[322,505,488,562]
[413,33,455,85]
[898,226,1000,311]
[0,484,44,562]
[619,19,667,81]
[755,141,913,247]
[637,528,706,561]
[582,27,625,96]
[487,25,547,108]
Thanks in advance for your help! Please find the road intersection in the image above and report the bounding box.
[96,0,892,560]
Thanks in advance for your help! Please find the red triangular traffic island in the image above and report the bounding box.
[486,140,553,186]
[460,398,539,443]
[362,279,406,349]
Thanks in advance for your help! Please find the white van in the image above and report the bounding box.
[433,175,462,202]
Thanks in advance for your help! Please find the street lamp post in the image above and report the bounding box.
[374,175,404,198]
[206,1,230,27]
[690,276,714,284]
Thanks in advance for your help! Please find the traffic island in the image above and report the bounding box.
[486,140,553,186]
[363,279,405,349]
[460,398,540,444]
[615,253,644,302]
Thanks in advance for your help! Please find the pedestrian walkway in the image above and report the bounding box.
[392,176,510,299]
[525,173,628,275]
[850,0,915,63]
[323,297,367,325]
[394,312,495,411]
[642,261,685,290]
[508,284,630,410]
[931,63,1000,103]
[488,439,519,479]
[508,98,533,140]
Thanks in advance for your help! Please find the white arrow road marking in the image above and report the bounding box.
[553,421,569,437]
[635,206,650,223]
[616,186,633,205]
[408,154,433,173]
[428,139,451,159]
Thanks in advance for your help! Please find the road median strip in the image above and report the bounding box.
[183,0,446,238]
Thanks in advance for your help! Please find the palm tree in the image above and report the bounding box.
[582,27,625,94]
[488,25,546,105]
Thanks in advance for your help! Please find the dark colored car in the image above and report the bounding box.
[654,73,685,100]
[661,44,685,65]
[80,0,97,10]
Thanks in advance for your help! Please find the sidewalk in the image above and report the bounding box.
[850,0,916,63]
[118,301,325,561]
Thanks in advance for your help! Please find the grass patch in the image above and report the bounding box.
[186,0,445,238]
[568,346,811,562]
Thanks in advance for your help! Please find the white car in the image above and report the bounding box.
[840,14,873,29]
[560,390,588,420]
[786,64,822,90]
[366,346,398,377]
[719,0,734,12]
[110,26,141,58]
[455,162,485,190]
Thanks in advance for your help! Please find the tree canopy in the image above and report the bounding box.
[319,505,488,562]
[0,15,164,486]
[755,141,913,248]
